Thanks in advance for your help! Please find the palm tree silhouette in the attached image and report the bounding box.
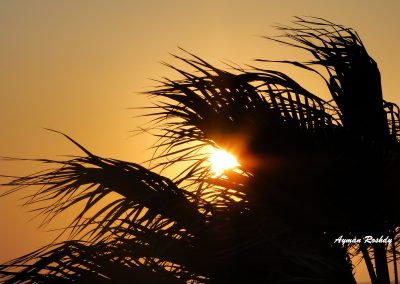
[1,17,399,284]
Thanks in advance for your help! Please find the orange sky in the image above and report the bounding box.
[1,1,399,282]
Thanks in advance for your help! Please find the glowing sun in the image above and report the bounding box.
[209,149,239,175]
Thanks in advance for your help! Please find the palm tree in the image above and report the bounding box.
[1,17,399,283]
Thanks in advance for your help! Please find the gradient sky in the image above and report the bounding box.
[1,1,399,281]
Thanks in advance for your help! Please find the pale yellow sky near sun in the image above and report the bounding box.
[1,1,399,282]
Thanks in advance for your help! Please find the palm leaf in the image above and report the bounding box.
[263,16,390,143]
[2,16,400,284]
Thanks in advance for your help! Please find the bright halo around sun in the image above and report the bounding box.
[209,149,239,176]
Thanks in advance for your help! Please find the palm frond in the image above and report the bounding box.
[2,16,400,284]
[265,16,390,143]
[1,150,204,242]
[0,240,207,284]
[147,49,342,183]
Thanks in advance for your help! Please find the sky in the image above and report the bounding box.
[1,1,400,282]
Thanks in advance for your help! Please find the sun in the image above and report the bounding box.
[209,149,239,176]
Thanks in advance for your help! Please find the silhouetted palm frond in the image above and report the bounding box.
[262,16,396,143]
[1,16,399,284]
[0,239,209,284]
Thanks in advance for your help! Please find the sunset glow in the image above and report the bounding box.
[209,149,239,175]
[1,2,399,282]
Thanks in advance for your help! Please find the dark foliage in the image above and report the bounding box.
[1,17,399,284]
